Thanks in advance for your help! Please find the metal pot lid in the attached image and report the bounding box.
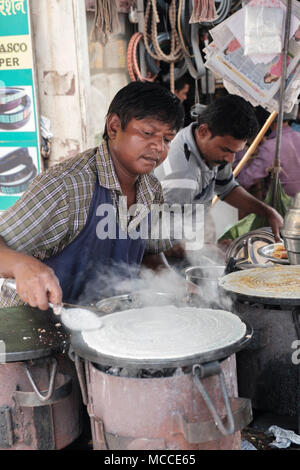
[184,265,226,279]
[219,265,300,306]
[0,306,69,362]
[71,304,250,368]
[225,229,276,269]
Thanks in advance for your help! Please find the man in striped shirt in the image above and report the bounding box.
[155,95,283,255]
[0,82,184,309]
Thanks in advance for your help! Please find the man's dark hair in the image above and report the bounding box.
[103,81,184,139]
[197,94,259,141]
[174,76,189,92]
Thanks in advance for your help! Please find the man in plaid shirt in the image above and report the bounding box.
[0,82,184,309]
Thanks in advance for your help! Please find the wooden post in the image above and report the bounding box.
[211,110,278,208]
[137,0,146,77]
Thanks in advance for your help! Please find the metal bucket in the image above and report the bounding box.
[184,266,229,309]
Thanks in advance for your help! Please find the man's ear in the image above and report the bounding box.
[197,123,211,138]
[106,114,121,139]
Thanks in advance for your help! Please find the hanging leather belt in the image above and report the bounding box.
[0,148,32,172]
[0,167,37,194]
[0,87,26,112]
[0,148,36,194]
[0,88,32,130]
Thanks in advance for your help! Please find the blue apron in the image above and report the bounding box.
[44,179,148,304]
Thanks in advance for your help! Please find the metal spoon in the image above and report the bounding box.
[4,279,103,331]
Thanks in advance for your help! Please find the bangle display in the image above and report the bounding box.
[0,148,32,173]
[0,93,32,130]
[0,159,34,184]
[0,147,36,192]
[0,87,37,195]
[0,87,26,112]
[0,166,37,194]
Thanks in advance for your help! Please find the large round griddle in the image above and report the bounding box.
[219,265,300,306]
[70,293,251,369]
[0,306,69,362]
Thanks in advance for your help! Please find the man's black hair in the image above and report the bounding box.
[103,81,184,139]
[197,94,259,141]
[174,76,190,92]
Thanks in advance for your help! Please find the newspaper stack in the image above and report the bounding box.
[204,0,300,113]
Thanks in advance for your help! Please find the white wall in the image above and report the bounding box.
[210,200,238,240]
[30,0,93,164]
[86,12,131,145]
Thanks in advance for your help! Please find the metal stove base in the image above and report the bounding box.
[232,301,300,433]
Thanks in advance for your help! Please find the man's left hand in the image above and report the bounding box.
[265,207,283,242]
[224,186,284,243]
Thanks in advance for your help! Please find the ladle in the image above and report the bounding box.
[4,279,103,331]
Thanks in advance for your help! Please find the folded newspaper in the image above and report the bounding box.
[204,0,300,113]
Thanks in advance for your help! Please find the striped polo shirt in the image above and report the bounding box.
[155,123,239,211]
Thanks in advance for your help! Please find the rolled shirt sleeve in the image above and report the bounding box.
[215,163,239,200]
[0,172,71,259]
[159,172,199,205]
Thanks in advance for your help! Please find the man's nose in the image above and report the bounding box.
[150,136,164,152]
[224,153,235,164]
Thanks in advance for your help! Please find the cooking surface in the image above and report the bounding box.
[82,305,246,361]
[219,266,300,300]
[0,306,69,361]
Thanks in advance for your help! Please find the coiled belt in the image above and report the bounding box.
[0,148,36,194]
[0,87,32,130]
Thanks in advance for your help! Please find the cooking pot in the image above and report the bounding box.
[281,192,300,264]
[184,265,230,309]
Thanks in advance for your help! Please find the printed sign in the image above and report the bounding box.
[0,0,41,210]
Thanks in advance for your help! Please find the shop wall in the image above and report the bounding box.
[86,12,131,145]
[30,0,93,165]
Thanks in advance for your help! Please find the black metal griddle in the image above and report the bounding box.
[218,267,300,307]
[69,292,252,370]
[0,306,69,362]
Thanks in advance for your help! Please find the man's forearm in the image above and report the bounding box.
[223,186,273,217]
[0,237,26,278]
[0,236,63,309]
[223,185,283,241]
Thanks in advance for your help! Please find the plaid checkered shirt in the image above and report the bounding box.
[0,140,171,307]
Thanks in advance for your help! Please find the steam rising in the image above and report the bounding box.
[75,241,232,313]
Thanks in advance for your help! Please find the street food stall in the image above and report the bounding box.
[0,0,300,452]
